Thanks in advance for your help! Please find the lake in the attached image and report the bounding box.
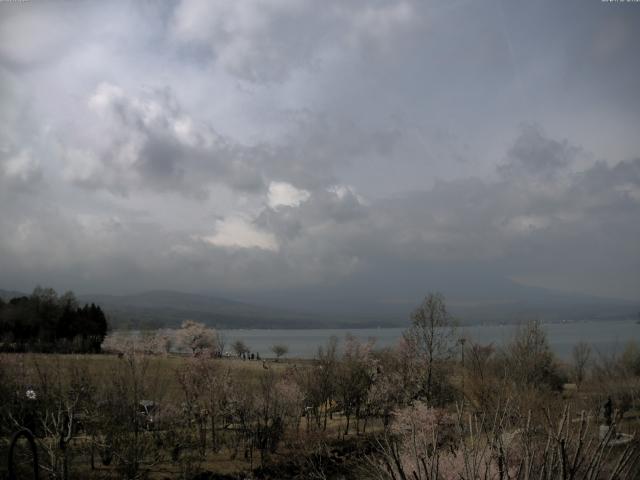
[222,320,640,360]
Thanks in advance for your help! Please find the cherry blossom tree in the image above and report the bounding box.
[176,320,218,356]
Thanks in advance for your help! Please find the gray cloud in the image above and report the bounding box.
[0,0,638,305]
[170,0,421,83]
[1,142,638,300]
[498,124,580,180]
[61,83,266,198]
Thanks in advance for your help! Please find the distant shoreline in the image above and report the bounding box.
[117,316,640,332]
[114,319,640,360]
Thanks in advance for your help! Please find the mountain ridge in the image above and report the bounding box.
[2,286,638,329]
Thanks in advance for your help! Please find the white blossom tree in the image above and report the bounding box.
[176,320,218,356]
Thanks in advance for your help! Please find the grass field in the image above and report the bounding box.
[2,352,308,399]
[0,352,371,479]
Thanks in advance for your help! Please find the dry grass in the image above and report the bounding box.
[1,352,307,401]
[1,353,345,479]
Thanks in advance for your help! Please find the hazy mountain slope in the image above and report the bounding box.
[0,289,27,301]
[230,262,640,326]
[78,290,324,329]
[2,284,638,329]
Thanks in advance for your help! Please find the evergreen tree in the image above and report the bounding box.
[0,287,109,353]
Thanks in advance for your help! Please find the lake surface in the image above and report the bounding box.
[222,320,640,360]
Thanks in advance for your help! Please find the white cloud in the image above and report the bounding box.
[2,149,40,184]
[88,82,124,113]
[201,216,278,251]
[267,181,310,208]
[327,184,366,205]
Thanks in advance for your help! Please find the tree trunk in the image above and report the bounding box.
[323,401,328,431]
[211,415,217,452]
[200,419,207,456]
[426,354,433,402]
[62,446,69,480]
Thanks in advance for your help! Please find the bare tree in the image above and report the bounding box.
[365,350,407,431]
[316,336,339,431]
[176,358,209,457]
[335,335,375,435]
[572,341,591,387]
[226,378,258,465]
[404,292,456,401]
[199,359,232,451]
[215,331,227,357]
[590,344,640,420]
[31,359,94,480]
[231,339,250,358]
[271,344,289,361]
[505,319,562,390]
[465,341,499,410]
[95,350,167,479]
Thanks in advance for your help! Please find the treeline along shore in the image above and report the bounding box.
[0,287,108,353]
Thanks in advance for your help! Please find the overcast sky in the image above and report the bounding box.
[1,0,639,305]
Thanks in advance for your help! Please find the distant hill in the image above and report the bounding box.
[77,290,325,329]
[231,266,640,326]
[0,289,27,301]
[86,286,639,330]
[1,288,353,329]
[2,286,639,329]
[450,294,640,325]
